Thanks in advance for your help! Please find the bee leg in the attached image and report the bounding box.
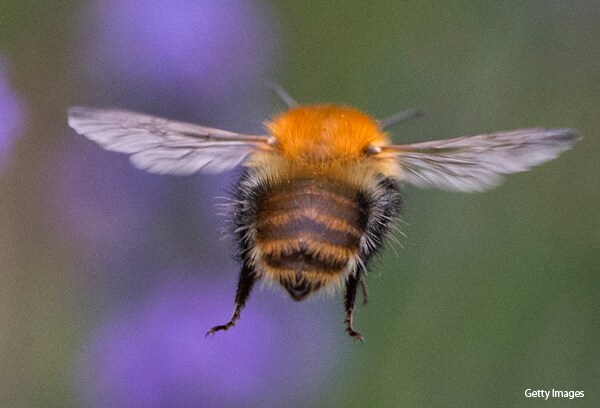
[344,271,365,342]
[206,263,256,337]
[359,280,369,306]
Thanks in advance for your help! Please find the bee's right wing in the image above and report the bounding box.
[375,128,580,192]
[67,107,275,175]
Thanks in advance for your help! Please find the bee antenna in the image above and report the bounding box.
[378,108,423,129]
[266,81,298,108]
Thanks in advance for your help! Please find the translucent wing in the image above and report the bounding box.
[377,128,580,192]
[67,107,274,175]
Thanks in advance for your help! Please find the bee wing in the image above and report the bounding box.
[377,128,580,192]
[67,107,274,175]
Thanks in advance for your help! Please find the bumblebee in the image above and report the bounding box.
[68,89,579,340]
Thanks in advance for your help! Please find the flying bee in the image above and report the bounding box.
[67,88,580,340]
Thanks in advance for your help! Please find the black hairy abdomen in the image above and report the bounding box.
[232,170,402,298]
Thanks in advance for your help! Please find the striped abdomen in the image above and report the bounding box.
[255,179,367,300]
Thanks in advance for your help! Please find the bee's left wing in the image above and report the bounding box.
[68,107,274,175]
[375,128,580,192]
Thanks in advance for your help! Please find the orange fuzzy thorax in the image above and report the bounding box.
[266,104,390,163]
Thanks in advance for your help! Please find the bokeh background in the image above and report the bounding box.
[1,1,598,407]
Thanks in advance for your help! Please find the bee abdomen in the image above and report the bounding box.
[256,179,366,274]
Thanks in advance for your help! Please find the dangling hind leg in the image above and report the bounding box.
[343,270,365,341]
[206,263,257,336]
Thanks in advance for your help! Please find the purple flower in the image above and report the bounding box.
[74,275,342,407]
[81,0,279,106]
[0,58,27,171]
[44,135,168,266]
[44,133,238,279]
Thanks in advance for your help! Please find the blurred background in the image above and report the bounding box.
[0,1,598,407]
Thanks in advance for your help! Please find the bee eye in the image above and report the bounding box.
[364,145,382,156]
